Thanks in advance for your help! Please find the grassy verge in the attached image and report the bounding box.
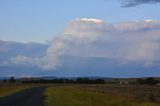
[0,83,48,98]
[44,86,159,106]
[0,84,32,98]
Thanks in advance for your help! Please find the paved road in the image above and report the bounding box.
[0,87,46,106]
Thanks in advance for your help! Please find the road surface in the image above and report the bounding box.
[0,87,46,106]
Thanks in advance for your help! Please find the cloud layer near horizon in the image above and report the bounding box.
[4,18,160,70]
[120,0,160,7]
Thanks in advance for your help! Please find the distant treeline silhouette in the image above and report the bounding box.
[1,76,160,85]
[137,77,159,85]
[21,77,106,84]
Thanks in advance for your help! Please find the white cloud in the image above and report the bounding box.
[49,18,160,64]
[9,55,58,70]
[7,18,160,70]
[76,18,103,23]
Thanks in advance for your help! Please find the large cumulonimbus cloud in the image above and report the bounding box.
[8,18,160,70]
[120,0,160,7]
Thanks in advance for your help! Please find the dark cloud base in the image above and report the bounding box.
[120,0,160,7]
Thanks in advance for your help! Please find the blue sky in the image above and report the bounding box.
[0,0,160,43]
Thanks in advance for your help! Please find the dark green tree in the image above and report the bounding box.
[137,77,159,85]
[145,77,159,85]
[9,76,16,83]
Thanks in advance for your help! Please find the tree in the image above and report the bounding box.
[9,76,16,83]
[94,79,105,84]
[145,77,159,85]
[137,77,159,85]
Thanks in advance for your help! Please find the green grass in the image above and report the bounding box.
[0,84,41,97]
[44,86,159,106]
[0,85,27,97]
[0,83,52,98]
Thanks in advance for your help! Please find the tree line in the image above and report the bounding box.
[21,77,106,84]
[136,77,159,85]
[1,77,105,84]
[1,76,160,85]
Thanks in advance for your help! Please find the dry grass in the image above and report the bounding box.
[44,85,159,106]
[0,84,29,97]
[77,84,160,103]
[0,83,47,97]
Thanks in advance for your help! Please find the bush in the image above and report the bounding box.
[137,77,159,85]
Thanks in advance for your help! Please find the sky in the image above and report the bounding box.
[0,0,160,43]
[0,0,160,77]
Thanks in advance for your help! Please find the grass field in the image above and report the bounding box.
[44,86,159,106]
[77,84,160,103]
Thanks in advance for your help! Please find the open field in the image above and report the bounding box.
[77,84,160,103]
[44,85,159,106]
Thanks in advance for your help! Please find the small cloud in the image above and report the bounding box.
[75,18,103,23]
